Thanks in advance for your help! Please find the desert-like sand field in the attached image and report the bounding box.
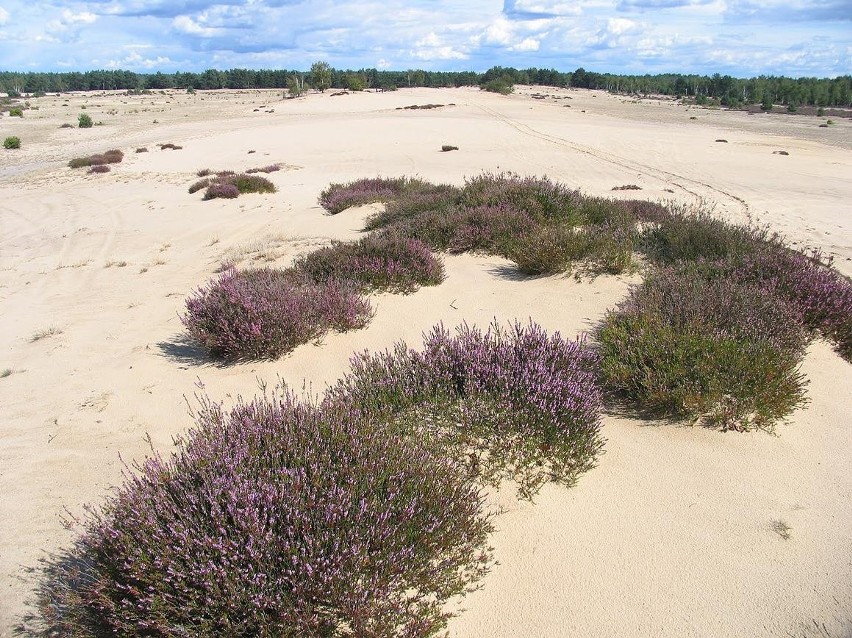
[1,86,850,636]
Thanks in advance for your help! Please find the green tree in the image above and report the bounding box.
[310,61,332,93]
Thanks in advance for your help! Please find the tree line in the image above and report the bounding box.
[1,65,849,108]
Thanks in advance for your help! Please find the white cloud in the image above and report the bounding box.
[511,37,540,51]
[173,14,218,37]
[376,58,392,69]
[0,7,10,26]
[62,9,97,24]
[606,18,640,35]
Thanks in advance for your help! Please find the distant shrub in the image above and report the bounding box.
[202,182,240,200]
[229,173,276,194]
[183,268,372,360]
[59,123,74,129]
[612,184,641,191]
[441,145,459,152]
[319,176,424,214]
[188,178,212,194]
[78,113,93,128]
[596,266,809,431]
[715,139,728,143]
[480,79,514,95]
[245,164,281,174]
[88,165,110,174]
[196,168,213,177]
[34,389,491,636]
[327,321,604,498]
[68,149,124,169]
[3,136,21,149]
[135,147,148,153]
[159,142,182,150]
[9,107,23,117]
[293,234,444,294]
[460,173,582,225]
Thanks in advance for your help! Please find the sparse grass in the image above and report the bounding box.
[104,260,128,268]
[612,184,641,191]
[1,368,12,378]
[770,519,792,540]
[30,327,62,343]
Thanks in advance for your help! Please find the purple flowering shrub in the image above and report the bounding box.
[68,149,124,169]
[87,165,111,174]
[327,321,604,498]
[182,268,372,360]
[34,389,493,636]
[293,234,445,294]
[319,177,431,214]
[596,266,809,431]
[191,170,277,200]
[363,183,460,231]
[459,173,583,225]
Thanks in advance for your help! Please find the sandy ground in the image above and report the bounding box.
[1,86,850,636]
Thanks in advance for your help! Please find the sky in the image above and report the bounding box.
[0,1,849,78]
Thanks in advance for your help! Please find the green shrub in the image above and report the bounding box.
[78,113,93,128]
[596,266,809,431]
[3,136,21,149]
[9,107,23,117]
[480,79,513,95]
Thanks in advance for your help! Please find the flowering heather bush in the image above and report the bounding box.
[460,173,583,225]
[34,390,492,636]
[507,224,588,275]
[693,248,852,362]
[319,176,430,214]
[363,183,460,231]
[293,234,445,294]
[88,165,111,174]
[596,266,809,431]
[182,268,372,360]
[445,205,537,256]
[189,177,211,194]
[640,207,778,264]
[203,182,240,200]
[228,173,277,195]
[327,321,604,498]
[68,149,124,169]
[246,164,282,174]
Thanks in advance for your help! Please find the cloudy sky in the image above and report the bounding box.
[0,0,849,77]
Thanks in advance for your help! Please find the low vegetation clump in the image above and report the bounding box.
[9,107,24,117]
[78,113,93,128]
[135,147,148,153]
[4,136,21,149]
[246,164,281,174]
[319,176,431,214]
[158,142,183,150]
[596,265,809,431]
[293,234,445,294]
[353,173,638,276]
[182,268,372,360]
[34,389,492,637]
[68,149,124,169]
[441,145,459,152]
[88,165,111,174]
[192,171,277,201]
[327,321,604,498]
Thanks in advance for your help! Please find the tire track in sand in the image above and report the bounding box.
[476,103,750,215]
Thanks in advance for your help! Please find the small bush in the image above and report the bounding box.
[9,107,23,117]
[34,389,491,636]
[364,183,460,231]
[196,168,213,177]
[78,113,93,128]
[293,234,444,294]
[202,182,240,200]
[612,184,642,191]
[88,165,111,174]
[327,321,604,498]
[159,143,182,150]
[245,164,281,174]
[135,147,148,153]
[183,268,372,360]
[3,136,21,149]
[68,149,124,169]
[441,145,459,152]
[319,176,421,214]
[188,178,212,194]
[460,173,582,226]
[640,207,776,265]
[59,123,74,128]
[229,173,277,195]
[596,266,809,430]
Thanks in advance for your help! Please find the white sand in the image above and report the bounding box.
[1,86,850,636]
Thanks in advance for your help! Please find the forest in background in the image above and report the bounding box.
[1,65,850,109]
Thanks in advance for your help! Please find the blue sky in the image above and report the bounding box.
[0,1,849,77]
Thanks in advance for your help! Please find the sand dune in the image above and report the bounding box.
[1,86,850,636]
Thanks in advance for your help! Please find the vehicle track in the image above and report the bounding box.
[475,103,751,215]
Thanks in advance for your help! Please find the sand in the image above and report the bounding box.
[1,86,850,636]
